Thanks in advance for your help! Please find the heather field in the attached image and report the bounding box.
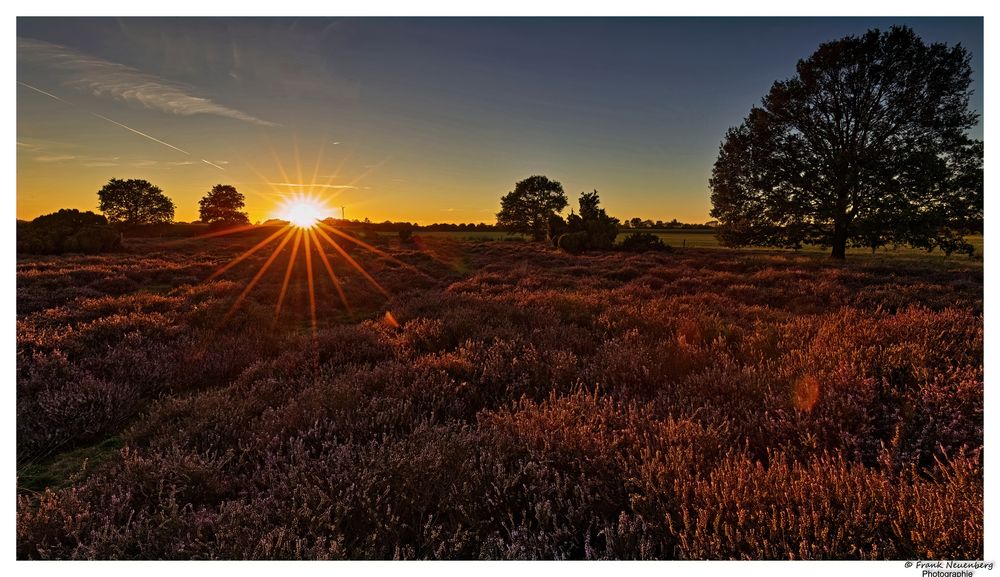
[15,233,983,559]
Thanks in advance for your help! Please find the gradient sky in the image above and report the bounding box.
[16,17,983,225]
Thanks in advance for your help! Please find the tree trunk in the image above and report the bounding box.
[831,219,848,260]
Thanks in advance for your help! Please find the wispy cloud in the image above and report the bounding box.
[18,37,276,127]
[35,154,75,162]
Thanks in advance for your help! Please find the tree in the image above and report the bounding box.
[97,178,175,225]
[710,26,983,259]
[199,184,250,226]
[556,190,620,253]
[573,190,620,250]
[497,175,568,241]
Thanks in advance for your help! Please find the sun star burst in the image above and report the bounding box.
[277,195,329,228]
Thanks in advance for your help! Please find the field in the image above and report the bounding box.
[16,231,983,559]
[413,229,986,258]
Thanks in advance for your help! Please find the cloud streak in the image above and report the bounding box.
[90,112,191,155]
[19,37,276,127]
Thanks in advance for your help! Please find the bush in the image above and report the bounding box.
[557,231,588,255]
[63,226,122,254]
[398,227,414,243]
[556,191,619,253]
[620,232,670,252]
[17,210,121,255]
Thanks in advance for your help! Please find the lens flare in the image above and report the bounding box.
[792,374,821,412]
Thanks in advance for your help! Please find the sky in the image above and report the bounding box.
[16,17,984,225]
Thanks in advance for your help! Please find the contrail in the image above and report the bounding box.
[17,80,69,103]
[19,80,191,156]
[89,113,190,155]
[201,158,226,170]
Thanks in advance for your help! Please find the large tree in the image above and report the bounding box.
[97,178,175,225]
[497,175,568,241]
[710,26,983,259]
[199,184,250,226]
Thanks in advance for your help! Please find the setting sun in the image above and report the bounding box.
[276,195,328,228]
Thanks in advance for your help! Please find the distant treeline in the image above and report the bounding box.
[250,217,718,232]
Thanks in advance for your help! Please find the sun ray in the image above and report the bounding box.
[313,225,389,296]
[305,148,365,210]
[303,229,318,335]
[309,141,327,192]
[162,223,257,247]
[323,150,354,207]
[224,227,297,319]
[316,222,431,279]
[211,148,415,328]
[342,156,391,189]
[237,156,305,205]
[268,143,296,190]
[207,224,293,281]
[293,136,305,192]
[308,228,351,312]
[274,229,304,321]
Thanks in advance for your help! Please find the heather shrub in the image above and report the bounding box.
[557,231,588,254]
[669,449,982,559]
[63,226,123,254]
[16,235,982,559]
[620,231,670,252]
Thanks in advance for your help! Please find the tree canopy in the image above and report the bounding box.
[97,178,175,225]
[496,175,568,241]
[710,26,983,258]
[199,184,250,226]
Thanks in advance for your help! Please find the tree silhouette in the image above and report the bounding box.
[710,26,983,259]
[199,184,250,226]
[97,178,175,225]
[497,175,568,242]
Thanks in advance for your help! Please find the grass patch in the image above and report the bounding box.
[18,436,125,495]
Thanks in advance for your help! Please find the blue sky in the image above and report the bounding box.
[17,17,984,224]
